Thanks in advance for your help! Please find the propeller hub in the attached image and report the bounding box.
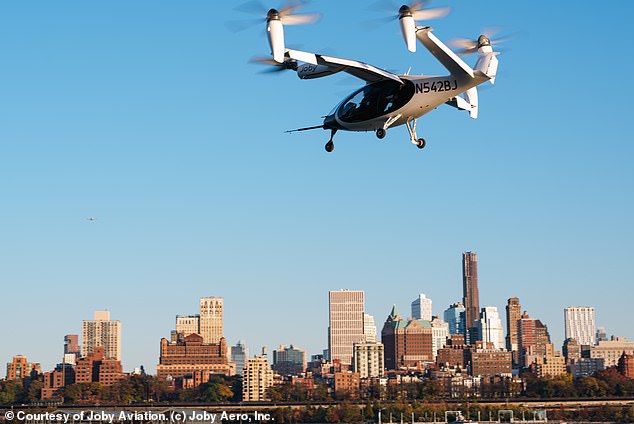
[266,8,280,21]
[477,35,491,48]
[398,5,413,18]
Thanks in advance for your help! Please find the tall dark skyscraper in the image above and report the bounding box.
[506,297,522,365]
[462,251,480,344]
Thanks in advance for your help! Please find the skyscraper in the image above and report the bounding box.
[200,297,223,344]
[175,315,200,340]
[411,293,433,321]
[430,316,450,359]
[231,341,249,376]
[477,306,505,350]
[505,297,522,353]
[462,252,480,344]
[517,312,552,367]
[328,290,365,365]
[381,305,433,369]
[444,302,465,336]
[82,310,122,360]
[363,313,377,343]
[564,306,596,346]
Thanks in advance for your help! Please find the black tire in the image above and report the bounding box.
[417,138,426,149]
[325,141,334,153]
[376,128,386,139]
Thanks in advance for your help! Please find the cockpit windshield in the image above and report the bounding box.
[337,80,414,123]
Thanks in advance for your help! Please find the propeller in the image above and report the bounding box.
[232,1,320,63]
[449,29,511,56]
[367,1,450,52]
[230,1,320,30]
[250,56,298,73]
[396,1,451,22]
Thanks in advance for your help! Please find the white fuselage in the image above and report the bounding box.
[324,73,488,132]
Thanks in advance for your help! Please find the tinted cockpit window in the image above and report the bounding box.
[338,80,414,123]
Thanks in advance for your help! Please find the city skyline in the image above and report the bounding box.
[4,272,631,375]
[1,1,633,375]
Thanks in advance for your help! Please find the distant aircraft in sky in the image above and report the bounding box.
[86,217,97,221]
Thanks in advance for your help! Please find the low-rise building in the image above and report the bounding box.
[272,345,306,375]
[563,338,581,365]
[6,355,41,380]
[334,371,361,398]
[243,355,274,401]
[75,346,125,386]
[588,338,634,367]
[41,364,75,400]
[353,342,385,378]
[618,352,634,379]
[436,337,467,369]
[467,343,512,377]
[531,345,566,378]
[156,333,231,382]
[568,358,604,378]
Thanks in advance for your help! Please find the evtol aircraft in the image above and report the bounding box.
[248,2,505,152]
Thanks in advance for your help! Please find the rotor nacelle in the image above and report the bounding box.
[399,6,417,53]
[266,9,285,63]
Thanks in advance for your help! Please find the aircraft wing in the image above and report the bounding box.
[415,27,474,79]
[286,49,403,84]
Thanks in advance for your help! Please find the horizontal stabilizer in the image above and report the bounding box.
[445,96,471,111]
[445,87,478,119]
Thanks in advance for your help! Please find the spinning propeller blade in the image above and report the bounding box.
[233,1,320,63]
[250,56,298,73]
[407,1,451,21]
[449,28,511,56]
[231,1,320,29]
[277,2,320,25]
[368,1,450,52]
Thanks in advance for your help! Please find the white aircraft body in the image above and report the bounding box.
[251,3,503,152]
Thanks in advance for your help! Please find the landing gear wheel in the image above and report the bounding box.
[416,138,426,149]
[325,141,334,153]
[376,128,386,139]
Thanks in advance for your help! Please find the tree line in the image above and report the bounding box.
[1,368,632,406]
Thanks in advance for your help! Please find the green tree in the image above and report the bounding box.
[198,379,233,402]
[0,380,24,405]
[26,379,43,402]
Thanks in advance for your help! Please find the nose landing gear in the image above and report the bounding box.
[376,128,386,139]
[325,129,337,153]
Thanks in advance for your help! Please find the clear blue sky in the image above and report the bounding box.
[1,1,632,374]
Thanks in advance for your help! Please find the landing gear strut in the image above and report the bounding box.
[325,129,337,153]
[406,118,426,150]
